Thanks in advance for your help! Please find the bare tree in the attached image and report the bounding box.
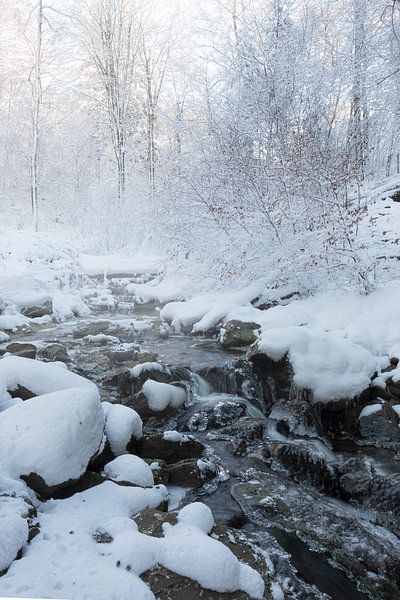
[140,30,173,191]
[30,0,43,231]
[80,0,143,200]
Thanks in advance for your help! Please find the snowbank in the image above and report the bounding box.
[142,380,186,411]
[160,280,265,333]
[0,387,104,487]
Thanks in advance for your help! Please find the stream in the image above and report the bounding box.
[8,275,400,600]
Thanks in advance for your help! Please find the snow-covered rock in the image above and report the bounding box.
[0,355,96,410]
[103,455,154,487]
[0,496,30,573]
[0,388,104,494]
[102,402,143,456]
[253,326,377,402]
[142,380,186,412]
[0,481,168,600]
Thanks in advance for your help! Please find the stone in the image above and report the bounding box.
[183,400,245,432]
[2,342,37,359]
[136,434,204,464]
[39,343,70,363]
[359,402,400,447]
[20,299,53,319]
[135,509,270,600]
[167,458,217,488]
[219,320,260,349]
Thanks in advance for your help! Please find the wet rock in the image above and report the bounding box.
[359,402,400,447]
[0,342,37,359]
[39,343,70,363]
[21,470,105,501]
[231,467,400,600]
[183,400,245,432]
[103,364,191,397]
[89,438,115,472]
[106,348,153,366]
[135,509,270,600]
[219,320,260,349]
[197,360,263,407]
[167,458,217,488]
[146,459,170,485]
[218,417,266,441]
[21,299,53,319]
[271,442,337,494]
[136,433,204,464]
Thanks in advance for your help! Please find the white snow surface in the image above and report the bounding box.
[103,455,154,487]
[102,402,143,456]
[257,326,377,401]
[359,403,383,418]
[0,496,29,572]
[0,482,168,600]
[162,279,400,401]
[163,430,191,443]
[0,356,96,410]
[142,380,186,411]
[0,387,104,486]
[130,361,168,378]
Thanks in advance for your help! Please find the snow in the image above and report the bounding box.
[163,430,191,443]
[160,280,265,333]
[0,482,168,600]
[0,387,104,487]
[393,405,400,417]
[0,330,10,343]
[0,496,29,572]
[85,334,120,344]
[52,291,91,320]
[126,277,186,304]
[177,502,215,533]
[102,402,143,456]
[142,380,186,411]
[359,403,383,418]
[103,455,154,487]
[257,326,377,401]
[130,361,169,378]
[0,313,31,332]
[159,517,264,598]
[80,253,162,277]
[0,356,96,409]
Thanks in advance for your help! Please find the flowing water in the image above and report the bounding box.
[8,281,400,600]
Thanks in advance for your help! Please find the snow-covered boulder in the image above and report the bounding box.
[250,326,377,402]
[219,320,260,349]
[102,402,143,456]
[142,380,186,412]
[0,387,104,496]
[103,455,154,487]
[0,496,31,574]
[358,402,400,447]
[0,355,96,410]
